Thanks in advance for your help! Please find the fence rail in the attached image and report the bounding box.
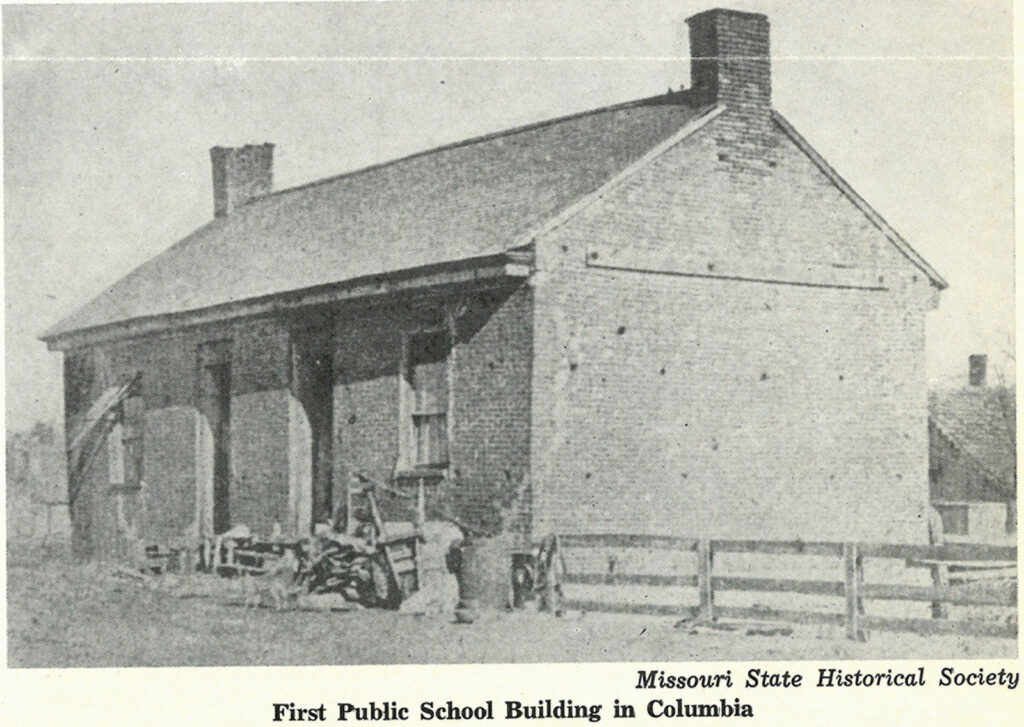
[539,534,1017,641]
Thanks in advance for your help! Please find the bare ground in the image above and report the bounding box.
[7,544,1016,668]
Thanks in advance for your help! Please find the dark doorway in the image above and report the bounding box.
[209,363,232,534]
[294,327,334,528]
[308,350,333,526]
[199,349,232,535]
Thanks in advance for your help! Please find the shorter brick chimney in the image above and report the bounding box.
[210,143,274,217]
[968,354,987,387]
[686,9,771,111]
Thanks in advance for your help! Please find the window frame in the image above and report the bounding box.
[108,394,144,492]
[398,320,455,472]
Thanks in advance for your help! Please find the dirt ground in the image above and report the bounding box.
[6,544,1016,668]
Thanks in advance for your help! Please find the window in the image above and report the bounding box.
[936,503,969,537]
[108,395,144,490]
[121,395,144,490]
[107,420,126,486]
[403,329,451,468]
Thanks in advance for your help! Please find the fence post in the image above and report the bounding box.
[930,561,950,619]
[856,545,869,641]
[844,543,867,642]
[697,539,714,623]
[224,537,235,575]
[541,535,561,615]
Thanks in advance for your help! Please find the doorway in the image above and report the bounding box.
[199,341,232,535]
[293,326,334,530]
[208,363,232,534]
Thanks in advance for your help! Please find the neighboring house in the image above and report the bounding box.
[42,8,947,563]
[930,355,1016,542]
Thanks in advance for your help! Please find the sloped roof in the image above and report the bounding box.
[43,95,703,340]
[930,387,1016,493]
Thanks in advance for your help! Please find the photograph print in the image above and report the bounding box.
[4,0,1016,668]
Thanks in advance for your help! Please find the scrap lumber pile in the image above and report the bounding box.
[111,475,430,610]
[299,532,396,607]
[300,481,423,608]
[196,484,423,609]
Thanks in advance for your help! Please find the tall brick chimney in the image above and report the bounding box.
[686,9,771,113]
[210,143,274,217]
[968,354,987,387]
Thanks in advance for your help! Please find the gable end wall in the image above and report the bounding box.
[530,111,935,543]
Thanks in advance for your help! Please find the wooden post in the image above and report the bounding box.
[697,539,714,623]
[346,474,357,535]
[542,535,561,615]
[927,504,950,619]
[856,546,869,641]
[844,543,867,642]
[930,561,950,619]
[412,536,422,593]
[204,538,215,572]
[365,486,381,547]
[415,477,426,530]
[550,535,563,615]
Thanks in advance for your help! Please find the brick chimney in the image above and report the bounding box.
[968,354,987,387]
[210,143,274,217]
[686,9,771,113]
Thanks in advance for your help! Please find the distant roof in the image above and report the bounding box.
[44,94,703,340]
[930,387,1016,492]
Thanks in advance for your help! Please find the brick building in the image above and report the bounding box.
[43,9,946,562]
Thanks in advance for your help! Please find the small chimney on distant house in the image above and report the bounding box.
[210,143,274,217]
[686,9,771,112]
[968,354,987,387]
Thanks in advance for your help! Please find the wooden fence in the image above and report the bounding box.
[539,534,1017,641]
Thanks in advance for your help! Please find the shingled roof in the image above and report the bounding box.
[930,386,1016,495]
[43,95,704,341]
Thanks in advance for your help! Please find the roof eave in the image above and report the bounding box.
[40,250,533,352]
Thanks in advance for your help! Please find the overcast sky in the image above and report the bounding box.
[3,0,1015,432]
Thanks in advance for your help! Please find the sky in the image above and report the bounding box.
[3,0,1015,432]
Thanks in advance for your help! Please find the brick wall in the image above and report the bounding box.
[333,285,533,537]
[449,284,533,540]
[113,330,203,543]
[530,112,936,544]
[230,320,291,536]
[66,280,532,560]
[64,316,295,557]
